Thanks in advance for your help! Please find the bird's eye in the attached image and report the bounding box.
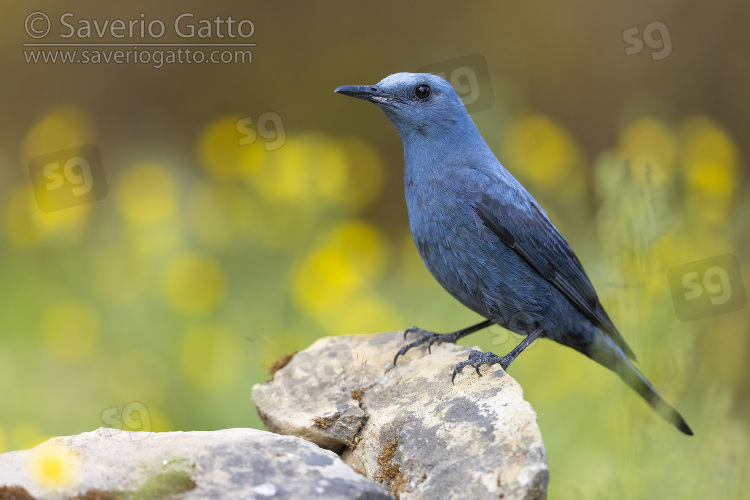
[414,85,431,100]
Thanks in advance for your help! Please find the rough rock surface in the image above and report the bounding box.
[253,342,369,453]
[252,331,549,499]
[0,427,391,500]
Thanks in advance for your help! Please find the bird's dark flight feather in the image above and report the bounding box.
[473,194,637,361]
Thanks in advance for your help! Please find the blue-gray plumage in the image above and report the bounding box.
[335,73,692,435]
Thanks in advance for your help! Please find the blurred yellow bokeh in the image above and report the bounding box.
[618,116,678,186]
[248,133,348,205]
[92,245,146,305]
[161,252,226,314]
[1,8,747,499]
[10,424,48,455]
[291,221,388,314]
[338,138,385,209]
[179,325,244,389]
[42,299,100,364]
[188,181,252,248]
[332,293,403,335]
[29,441,80,490]
[199,115,267,179]
[502,114,586,200]
[20,105,94,164]
[3,185,91,248]
[117,162,179,227]
[680,116,740,224]
[107,350,170,405]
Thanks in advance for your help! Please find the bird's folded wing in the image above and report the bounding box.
[472,192,636,361]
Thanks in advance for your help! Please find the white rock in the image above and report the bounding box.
[252,331,549,499]
[0,427,390,499]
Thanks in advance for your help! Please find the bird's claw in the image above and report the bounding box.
[394,327,453,365]
[392,344,412,366]
[402,326,428,340]
[451,350,505,384]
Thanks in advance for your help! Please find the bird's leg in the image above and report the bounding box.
[451,327,544,383]
[393,320,492,365]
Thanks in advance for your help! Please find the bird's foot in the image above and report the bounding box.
[451,350,510,384]
[393,326,464,365]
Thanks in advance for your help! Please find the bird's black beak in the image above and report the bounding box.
[334,85,401,105]
[334,85,379,101]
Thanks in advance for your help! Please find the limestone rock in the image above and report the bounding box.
[252,331,549,499]
[0,427,391,500]
[253,342,368,453]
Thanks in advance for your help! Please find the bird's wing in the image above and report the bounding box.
[472,191,636,361]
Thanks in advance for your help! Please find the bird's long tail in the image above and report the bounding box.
[587,334,693,436]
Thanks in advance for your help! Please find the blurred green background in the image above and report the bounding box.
[1,1,749,497]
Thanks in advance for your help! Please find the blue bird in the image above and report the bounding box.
[335,73,692,435]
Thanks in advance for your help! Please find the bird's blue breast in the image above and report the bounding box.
[404,164,579,338]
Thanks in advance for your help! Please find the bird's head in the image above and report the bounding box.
[335,72,470,139]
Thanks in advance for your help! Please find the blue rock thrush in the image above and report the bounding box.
[335,73,692,435]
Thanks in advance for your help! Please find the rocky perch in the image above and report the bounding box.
[254,331,548,499]
[0,331,548,499]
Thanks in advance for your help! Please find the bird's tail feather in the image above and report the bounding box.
[615,356,693,435]
[587,334,693,436]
